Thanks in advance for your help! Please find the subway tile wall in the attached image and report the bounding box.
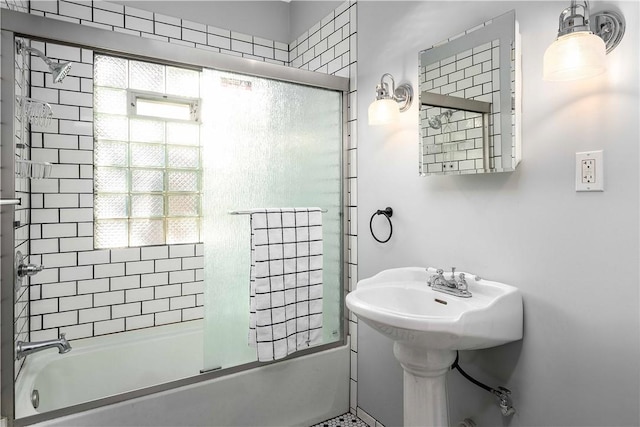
[14,38,31,379]
[289,1,360,416]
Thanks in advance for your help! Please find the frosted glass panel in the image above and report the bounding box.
[94,55,127,88]
[129,60,165,93]
[95,87,127,115]
[95,114,128,140]
[95,220,128,248]
[202,70,342,370]
[130,219,164,246]
[166,66,200,98]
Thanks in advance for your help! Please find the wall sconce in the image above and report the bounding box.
[543,0,625,81]
[368,73,413,125]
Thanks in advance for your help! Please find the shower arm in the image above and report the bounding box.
[18,43,54,67]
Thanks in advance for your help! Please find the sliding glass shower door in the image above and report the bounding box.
[201,69,343,371]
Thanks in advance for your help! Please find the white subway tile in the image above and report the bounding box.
[59,90,92,107]
[59,207,93,221]
[182,281,203,295]
[170,295,195,310]
[60,237,93,252]
[78,278,109,294]
[155,22,180,39]
[30,1,57,13]
[126,314,154,330]
[31,238,59,254]
[93,1,123,14]
[77,222,93,237]
[59,120,92,136]
[231,31,252,43]
[141,245,168,260]
[93,8,123,27]
[125,260,154,275]
[30,329,60,341]
[111,247,140,263]
[78,250,110,265]
[94,262,125,279]
[125,15,153,33]
[154,12,180,26]
[207,25,229,38]
[59,148,93,164]
[169,269,194,284]
[231,40,252,55]
[182,256,204,270]
[253,45,274,59]
[124,5,152,19]
[110,275,140,291]
[79,136,93,150]
[94,290,124,306]
[81,20,112,31]
[31,209,60,224]
[142,298,169,314]
[32,148,59,163]
[43,133,78,149]
[66,62,93,78]
[141,272,168,287]
[182,28,206,44]
[94,318,124,335]
[29,267,59,285]
[125,287,153,302]
[43,311,78,328]
[59,294,92,311]
[50,104,80,120]
[155,310,181,325]
[46,42,82,62]
[42,251,77,268]
[155,258,181,272]
[182,306,204,321]
[169,244,194,258]
[112,302,141,318]
[155,284,181,299]
[60,265,93,282]
[31,180,59,195]
[114,27,140,37]
[62,323,93,340]
[44,193,78,208]
[31,299,59,315]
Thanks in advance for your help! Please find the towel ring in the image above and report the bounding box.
[369,207,393,243]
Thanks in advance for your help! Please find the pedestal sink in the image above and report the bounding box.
[346,267,523,427]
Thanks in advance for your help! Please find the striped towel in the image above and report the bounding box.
[248,208,323,362]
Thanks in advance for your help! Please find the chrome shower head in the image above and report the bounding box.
[17,41,73,83]
[50,61,72,83]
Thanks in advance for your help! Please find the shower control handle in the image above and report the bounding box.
[17,262,44,277]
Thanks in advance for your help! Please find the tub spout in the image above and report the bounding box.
[16,333,71,359]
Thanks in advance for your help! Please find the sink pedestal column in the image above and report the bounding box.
[393,343,456,427]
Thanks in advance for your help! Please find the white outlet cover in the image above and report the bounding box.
[576,150,604,192]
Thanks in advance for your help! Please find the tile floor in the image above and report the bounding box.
[311,412,369,427]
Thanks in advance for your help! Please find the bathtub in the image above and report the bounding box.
[15,320,350,426]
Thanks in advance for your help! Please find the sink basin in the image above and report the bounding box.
[346,267,523,350]
[346,267,523,426]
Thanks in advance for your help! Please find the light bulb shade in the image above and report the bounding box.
[543,32,606,81]
[368,98,400,125]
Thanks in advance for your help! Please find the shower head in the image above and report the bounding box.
[50,61,72,83]
[17,41,73,83]
[427,109,454,129]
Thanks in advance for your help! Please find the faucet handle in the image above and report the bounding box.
[436,268,444,275]
[451,267,456,279]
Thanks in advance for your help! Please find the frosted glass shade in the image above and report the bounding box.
[543,32,606,81]
[368,98,400,125]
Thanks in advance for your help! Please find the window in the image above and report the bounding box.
[93,55,202,248]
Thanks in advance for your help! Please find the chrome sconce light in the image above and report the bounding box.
[368,73,413,125]
[543,0,625,81]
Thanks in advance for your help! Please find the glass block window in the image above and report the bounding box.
[94,55,202,248]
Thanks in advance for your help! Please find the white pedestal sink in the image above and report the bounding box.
[346,267,523,427]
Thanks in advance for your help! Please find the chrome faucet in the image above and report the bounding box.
[16,333,71,359]
[427,267,472,298]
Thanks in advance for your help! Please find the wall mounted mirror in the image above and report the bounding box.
[419,10,521,176]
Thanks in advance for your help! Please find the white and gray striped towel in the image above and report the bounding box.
[248,208,323,362]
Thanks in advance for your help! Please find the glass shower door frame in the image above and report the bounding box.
[0,9,350,426]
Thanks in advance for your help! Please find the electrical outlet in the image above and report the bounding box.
[576,151,603,192]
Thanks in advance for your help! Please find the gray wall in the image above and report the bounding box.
[289,1,343,42]
[357,1,639,426]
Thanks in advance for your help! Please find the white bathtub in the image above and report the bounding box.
[15,320,350,426]
[16,320,204,417]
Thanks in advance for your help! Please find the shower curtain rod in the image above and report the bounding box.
[229,208,328,215]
